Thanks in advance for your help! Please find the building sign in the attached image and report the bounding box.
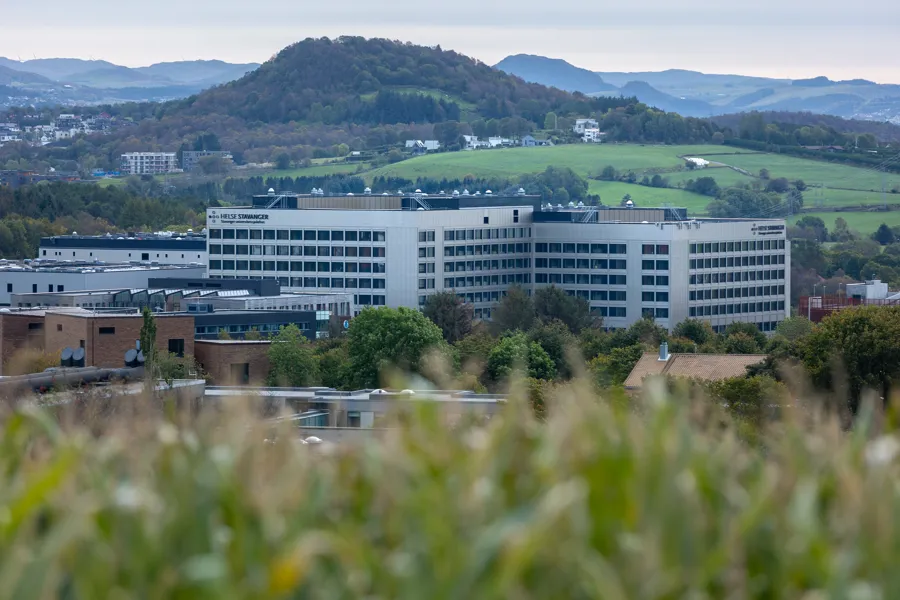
[207,211,270,225]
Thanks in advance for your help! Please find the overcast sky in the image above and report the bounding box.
[2,0,897,82]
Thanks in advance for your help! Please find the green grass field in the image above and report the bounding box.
[588,181,713,213]
[789,210,900,233]
[365,144,741,182]
[256,162,369,180]
[700,152,900,192]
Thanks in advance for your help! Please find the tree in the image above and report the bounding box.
[759,168,770,180]
[318,341,351,389]
[245,328,263,341]
[598,165,618,181]
[423,291,474,344]
[673,319,715,346]
[794,216,828,243]
[775,317,814,343]
[267,325,320,387]
[533,285,594,333]
[490,286,535,335]
[543,112,558,130]
[528,320,577,380]
[686,176,720,197]
[487,333,556,382]
[197,155,230,175]
[711,131,725,145]
[139,307,158,391]
[799,306,900,410]
[589,344,644,388]
[455,329,496,373]
[275,153,291,170]
[627,315,668,348]
[723,322,767,350]
[724,332,762,355]
[347,307,447,388]
[874,223,896,246]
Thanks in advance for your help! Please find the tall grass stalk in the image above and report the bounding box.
[1,380,899,598]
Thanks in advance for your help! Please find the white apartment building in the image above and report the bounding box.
[582,128,605,143]
[120,152,179,175]
[205,192,790,331]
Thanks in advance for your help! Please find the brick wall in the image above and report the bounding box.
[194,340,272,385]
[0,314,48,375]
[44,313,194,368]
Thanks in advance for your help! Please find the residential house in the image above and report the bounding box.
[423,140,441,151]
[623,343,765,391]
[463,135,489,150]
[521,135,537,147]
[406,140,426,155]
[582,128,606,143]
[573,119,599,134]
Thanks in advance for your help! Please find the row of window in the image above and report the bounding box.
[690,270,786,285]
[444,243,531,257]
[444,259,531,272]
[641,260,670,271]
[641,244,671,255]
[209,229,386,242]
[209,245,386,258]
[209,260,386,273]
[690,240,786,253]
[442,274,532,289]
[642,276,670,286]
[535,258,628,270]
[643,308,670,319]
[195,323,310,335]
[691,255,785,269]
[535,273,628,286]
[642,292,670,302]
[535,243,628,254]
[419,291,506,307]
[690,285,786,301]
[443,226,528,241]
[689,302,786,317]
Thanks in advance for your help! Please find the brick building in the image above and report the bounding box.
[44,311,194,368]
[194,340,272,385]
[0,310,47,374]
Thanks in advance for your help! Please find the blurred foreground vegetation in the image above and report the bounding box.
[3,375,900,598]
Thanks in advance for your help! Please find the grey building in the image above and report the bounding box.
[181,150,233,172]
[0,261,207,306]
[205,192,790,332]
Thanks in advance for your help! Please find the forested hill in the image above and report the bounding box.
[158,36,621,125]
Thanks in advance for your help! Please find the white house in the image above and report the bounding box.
[574,119,599,134]
[463,135,489,150]
[423,140,441,151]
[582,128,606,143]
[487,137,513,148]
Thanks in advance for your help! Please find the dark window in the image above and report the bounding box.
[5,284,10,292]
[27,322,42,331]
[56,324,62,332]
[57,286,64,292]
[99,327,115,335]
[168,339,185,358]
[483,217,489,224]
[48,284,53,292]
[141,253,149,261]
[33,284,37,293]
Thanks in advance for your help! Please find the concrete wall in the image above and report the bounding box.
[194,340,272,385]
[39,247,207,265]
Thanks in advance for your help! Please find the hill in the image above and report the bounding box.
[617,81,715,117]
[175,37,618,125]
[493,54,616,94]
[0,65,52,86]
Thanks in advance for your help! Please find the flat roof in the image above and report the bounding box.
[0,260,206,273]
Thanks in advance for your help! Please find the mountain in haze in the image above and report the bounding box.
[495,55,900,124]
[493,54,616,94]
[0,57,260,105]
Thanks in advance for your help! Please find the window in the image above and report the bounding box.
[5,284,10,293]
[99,327,116,335]
[141,253,150,261]
[168,339,185,358]
[56,323,62,332]
[513,209,519,223]
[58,286,64,292]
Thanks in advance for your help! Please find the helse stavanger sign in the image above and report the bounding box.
[208,211,270,224]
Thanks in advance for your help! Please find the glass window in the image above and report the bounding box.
[359,231,372,242]
[345,231,358,242]
[222,229,235,239]
[250,230,262,240]
[263,230,275,240]
[304,230,316,241]
[331,230,344,241]
[209,229,222,239]
[374,231,386,242]
[235,229,249,239]
[318,230,330,241]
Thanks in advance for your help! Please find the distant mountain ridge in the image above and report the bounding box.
[494,55,900,124]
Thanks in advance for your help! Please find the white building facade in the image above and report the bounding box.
[120,152,178,175]
[205,195,790,331]
[39,233,207,265]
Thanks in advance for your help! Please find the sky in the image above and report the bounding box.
[2,0,898,83]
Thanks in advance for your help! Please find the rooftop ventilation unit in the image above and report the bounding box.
[268,188,275,195]
[517,187,526,196]
[453,190,460,196]
[364,187,372,195]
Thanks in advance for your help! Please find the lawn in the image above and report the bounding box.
[790,210,900,234]
[256,162,368,180]
[699,152,900,192]
[588,180,713,213]
[365,144,741,182]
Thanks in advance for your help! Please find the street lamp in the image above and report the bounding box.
[808,283,819,320]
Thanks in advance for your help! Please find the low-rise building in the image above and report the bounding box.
[120,152,178,175]
[574,118,599,134]
[582,128,605,143]
[623,343,766,391]
[39,231,208,265]
[0,261,207,306]
[181,150,233,172]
